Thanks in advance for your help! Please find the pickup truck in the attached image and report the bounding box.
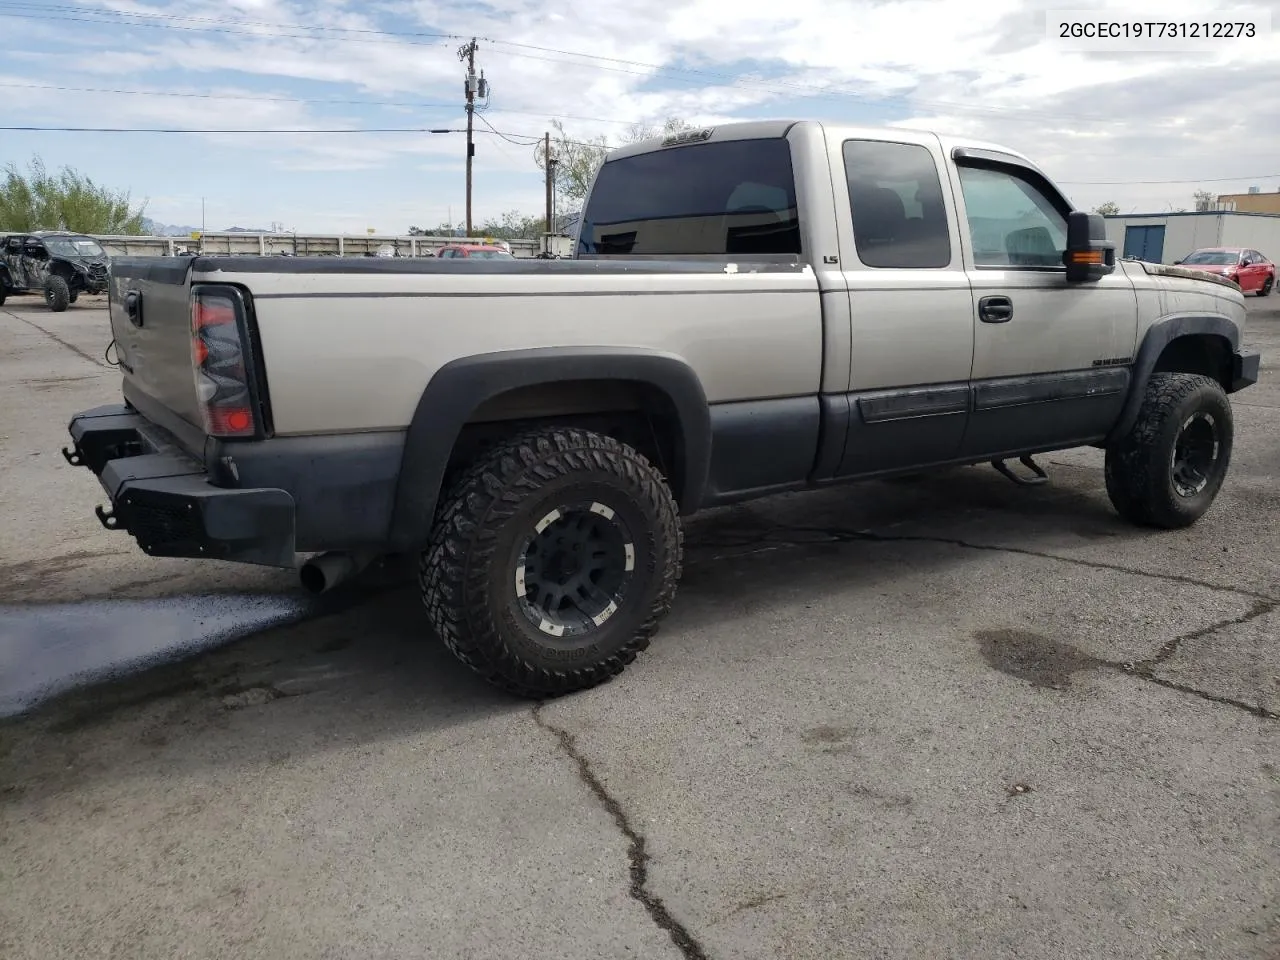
[63,119,1261,698]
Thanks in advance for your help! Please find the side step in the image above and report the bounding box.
[991,455,1048,486]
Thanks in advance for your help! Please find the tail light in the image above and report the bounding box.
[190,286,258,438]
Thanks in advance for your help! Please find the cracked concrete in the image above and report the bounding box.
[2,298,1279,959]
[533,705,710,960]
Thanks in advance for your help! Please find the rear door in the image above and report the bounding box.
[1,235,21,287]
[22,238,48,288]
[946,153,1138,458]
[826,132,975,477]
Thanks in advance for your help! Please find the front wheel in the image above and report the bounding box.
[45,276,70,312]
[1104,372,1233,528]
[419,425,683,698]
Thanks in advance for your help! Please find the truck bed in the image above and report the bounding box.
[108,254,824,439]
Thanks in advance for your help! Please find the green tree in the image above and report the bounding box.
[477,210,546,240]
[0,155,148,234]
[1092,201,1119,216]
[536,117,694,210]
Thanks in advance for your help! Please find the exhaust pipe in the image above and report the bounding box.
[299,551,375,594]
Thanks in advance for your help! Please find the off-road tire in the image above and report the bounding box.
[45,276,70,312]
[1104,372,1232,529]
[0,285,6,307]
[419,425,683,698]
[68,290,79,304]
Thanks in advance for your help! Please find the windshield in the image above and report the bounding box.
[468,250,514,259]
[579,137,801,256]
[1181,250,1239,265]
[44,237,106,259]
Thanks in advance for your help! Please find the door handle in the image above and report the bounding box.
[979,295,1012,323]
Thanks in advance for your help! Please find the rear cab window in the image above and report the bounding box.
[842,139,951,268]
[578,137,801,256]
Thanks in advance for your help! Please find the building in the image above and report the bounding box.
[1216,187,1280,215]
[1103,212,1280,264]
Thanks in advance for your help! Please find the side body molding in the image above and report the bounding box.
[1106,314,1241,444]
[388,346,712,550]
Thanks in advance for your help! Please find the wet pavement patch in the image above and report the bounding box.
[973,628,1100,691]
[0,594,316,717]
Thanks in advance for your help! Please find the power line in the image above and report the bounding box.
[0,125,462,134]
[474,112,540,146]
[0,3,1140,126]
[0,80,653,127]
[4,123,1273,186]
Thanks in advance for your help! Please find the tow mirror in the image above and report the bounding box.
[1063,211,1116,281]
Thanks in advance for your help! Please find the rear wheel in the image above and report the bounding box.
[419,425,683,697]
[1104,372,1232,528]
[1261,275,1274,297]
[45,276,70,312]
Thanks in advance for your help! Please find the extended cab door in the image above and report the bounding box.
[826,132,976,477]
[945,150,1138,457]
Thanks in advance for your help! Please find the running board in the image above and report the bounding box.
[991,455,1048,486]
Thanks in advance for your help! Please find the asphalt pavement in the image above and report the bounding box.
[1,293,1278,960]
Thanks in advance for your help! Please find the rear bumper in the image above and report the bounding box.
[1231,350,1261,393]
[65,404,296,567]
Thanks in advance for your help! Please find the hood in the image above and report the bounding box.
[64,255,109,273]
[1137,261,1240,290]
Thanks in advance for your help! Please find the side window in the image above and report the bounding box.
[843,139,951,269]
[439,248,453,258]
[956,165,1067,268]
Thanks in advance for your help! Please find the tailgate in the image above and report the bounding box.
[108,257,204,445]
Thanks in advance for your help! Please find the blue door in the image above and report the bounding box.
[1123,224,1166,262]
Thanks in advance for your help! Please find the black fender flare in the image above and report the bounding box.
[387,346,712,550]
[1106,314,1240,444]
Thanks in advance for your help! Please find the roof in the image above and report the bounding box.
[602,119,1033,167]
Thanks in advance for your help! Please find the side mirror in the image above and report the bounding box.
[1063,211,1116,281]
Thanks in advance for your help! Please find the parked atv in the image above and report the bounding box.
[0,231,111,311]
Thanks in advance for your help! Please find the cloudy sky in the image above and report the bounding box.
[2,0,1278,234]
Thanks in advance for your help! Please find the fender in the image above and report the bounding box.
[387,346,712,551]
[1106,314,1240,444]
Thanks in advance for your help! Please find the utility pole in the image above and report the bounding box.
[544,131,554,235]
[459,38,479,236]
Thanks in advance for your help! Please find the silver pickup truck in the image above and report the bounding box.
[64,119,1260,697]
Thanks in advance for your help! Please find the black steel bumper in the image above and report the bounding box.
[64,404,296,567]
[1231,350,1261,393]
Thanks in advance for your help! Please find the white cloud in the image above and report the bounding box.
[5,0,1278,227]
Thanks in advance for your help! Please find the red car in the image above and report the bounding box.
[435,243,515,260]
[1174,247,1275,296]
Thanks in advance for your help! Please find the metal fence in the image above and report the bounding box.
[92,232,542,259]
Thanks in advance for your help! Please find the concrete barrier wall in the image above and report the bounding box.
[92,233,542,259]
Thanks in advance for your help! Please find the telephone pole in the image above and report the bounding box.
[544,131,554,235]
[459,38,480,236]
